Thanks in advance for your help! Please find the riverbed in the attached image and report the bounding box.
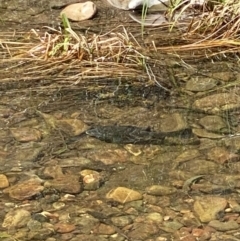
[1,1,240,241]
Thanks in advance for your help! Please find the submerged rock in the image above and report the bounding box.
[154,113,188,133]
[173,149,201,168]
[208,220,239,231]
[10,127,42,142]
[2,209,31,228]
[199,115,227,132]
[106,187,142,203]
[146,185,177,196]
[38,111,90,136]
[207,146,239,164]
[92,223,116,235]
[86,147,129,165]
[44,174,82,194]
[185,77,218,92]
[179,159,219,175]
[192,128,223,139]
[193,196,227,223]
[55,118,90,136]
[224,136,240,152]
[80,169,102,190]
[0,174,9,188]
[192,93,240,113]
[3,178,44,201]
[54,222,76,233]
[128,222,159,240]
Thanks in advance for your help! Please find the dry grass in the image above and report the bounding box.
[151,0,240,57]
[154,38,240,59]
[187,0,240,40]
[0,25,170,92]
[1,0,239,103]
[165,0,240,40]
[0,25,147,73]
[0,25,147,65]
[1,0,240,76]
[28,25,148,65]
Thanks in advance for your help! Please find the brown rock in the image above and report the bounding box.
[163,220,183,231]
[192,228,204,237]
[80,169,101,190]
[0,174,9,188]
[60,2,97,21]
[106,187,142,204]
[92,223,116,235]
[199,115,227,132]
[111,216,133,227]
[225,136,240,152]
[197,226,215,240]
[179,159,218,175]
[10,127,42,142]
[173,149,201,167]
[54,223,76,233]
[43,165,64,179]
[4,178,44,201]
[44,175,81,194]
[55,118,89,136]
[174,230,196,241]
[38,111,89,136]
[154,113,188,132]
[185,77,217,92]
[193,196,227,223]
[87,148,128,165]
[146,185,177,196]
[207,147,239,164]
[192,93,240,113]
[27,228,55,240]
[128,223,158,240]
[228,200,240,212]
[146,212,163,223]
[192,128,223,139]
[181,212,201,227]
[178,234,195,241]
[208,220,239,231]
[2,209,31,228]
[211,72,234,82]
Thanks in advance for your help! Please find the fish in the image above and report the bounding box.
[86,125,198,145]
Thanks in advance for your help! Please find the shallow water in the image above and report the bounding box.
[1,1,240,241]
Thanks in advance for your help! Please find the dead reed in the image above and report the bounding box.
[0,23,172,93]
[1,0,240,79]
[154,0,240,57]
[187,0,240,40]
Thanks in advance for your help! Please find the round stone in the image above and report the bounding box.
[60,2,97,22]
[106,187,142,204]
